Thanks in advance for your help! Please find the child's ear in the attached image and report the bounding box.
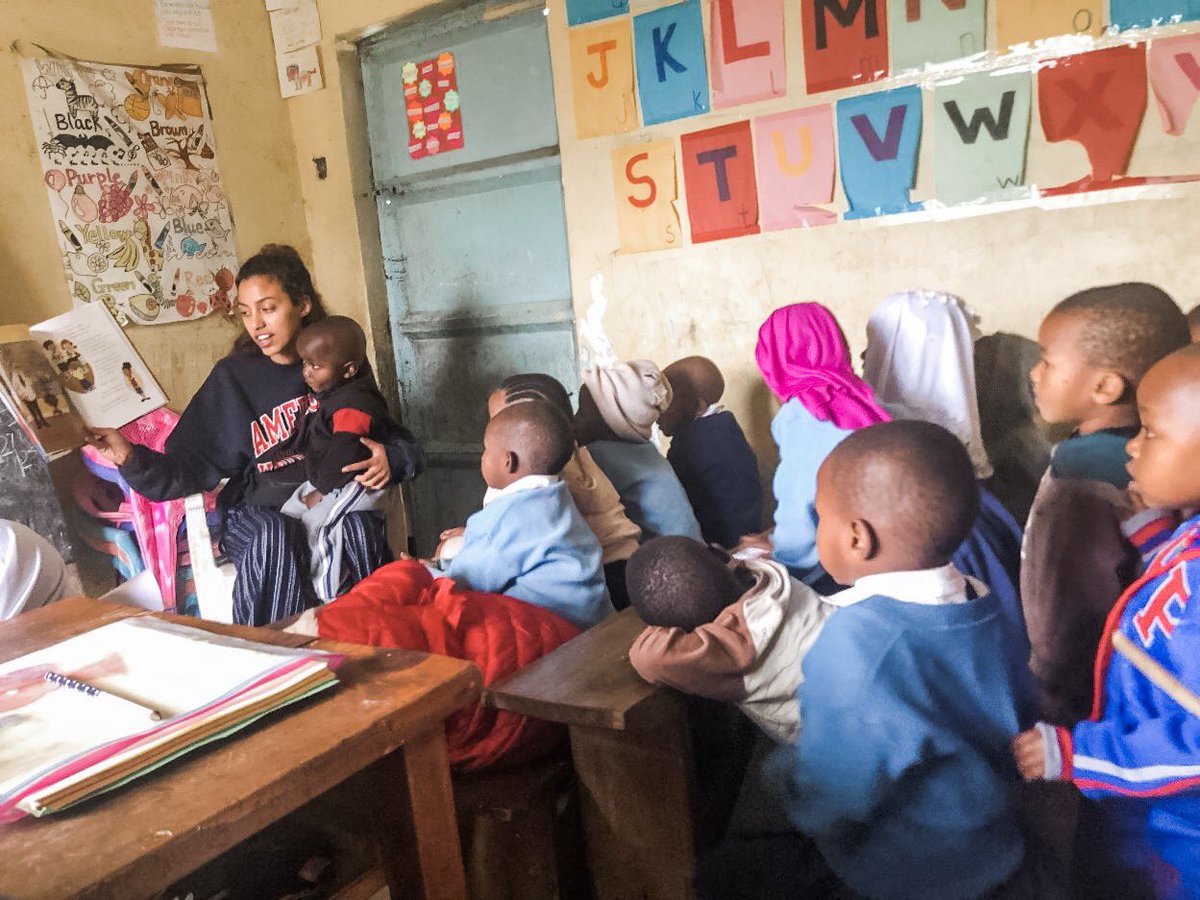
[504,450,519,474]
[848,519,879,562]
[343,360,359,379]
[1092,370,1131,407]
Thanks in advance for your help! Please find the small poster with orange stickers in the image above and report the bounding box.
[403,52,465,160]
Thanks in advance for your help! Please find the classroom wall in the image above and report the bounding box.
[281,1,1199,485]
[544,3,1200,475]
[0,1,311,406]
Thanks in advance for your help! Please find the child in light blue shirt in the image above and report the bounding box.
[448,400,611,630]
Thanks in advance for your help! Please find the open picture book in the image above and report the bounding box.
[0,302,167,459]
[0,616,344,819]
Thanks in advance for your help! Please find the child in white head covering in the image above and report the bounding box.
[862,290,1027,644]
[863,289,992,479]
[576,361,702,543]
[0,520,69,619]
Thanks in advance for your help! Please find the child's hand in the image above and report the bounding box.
[733,532,772,555]
[1011,728,1047,780]
[86,427,134,466]
[343,437,389,489]
[301,490,324,509]
[439,526,465,541]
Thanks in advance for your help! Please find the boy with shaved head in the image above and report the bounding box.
[769,421,1032,899]
[1025,283,1189,725]
[659,356,763,549]
[447,400,611,629]
[1015,345,1200,899]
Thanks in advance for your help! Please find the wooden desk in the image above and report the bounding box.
[485,607,694,900]
[0,597,482,900]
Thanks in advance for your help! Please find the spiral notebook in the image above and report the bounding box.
[0,617,343,819]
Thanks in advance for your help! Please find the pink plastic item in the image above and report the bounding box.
[81,408,219,609]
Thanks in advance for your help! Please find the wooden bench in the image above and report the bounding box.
[484,607,695,900]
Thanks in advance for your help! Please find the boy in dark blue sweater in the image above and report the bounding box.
[768,421,1032,900]
[659,356,762,549]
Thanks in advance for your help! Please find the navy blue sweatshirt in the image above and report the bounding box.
[666,410,763,548]
[277,374,394,495]
[120,349,422,508]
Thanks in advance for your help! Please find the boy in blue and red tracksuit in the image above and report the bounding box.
[1014,344,1200,900]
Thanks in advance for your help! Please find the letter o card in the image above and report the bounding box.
[611,141,681,253]
[570,20,637,139]
[680,120,760,243]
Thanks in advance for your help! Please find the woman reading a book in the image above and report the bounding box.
[87,245,423,625]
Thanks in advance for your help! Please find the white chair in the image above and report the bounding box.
[184,492,235,623]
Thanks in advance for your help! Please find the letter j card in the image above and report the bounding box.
[634,0,711,125]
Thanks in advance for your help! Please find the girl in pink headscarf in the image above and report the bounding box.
[752,303,888,579]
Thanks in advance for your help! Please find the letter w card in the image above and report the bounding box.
[934,71,1031,205]
[680,120,760,242]
[634,0,710,125]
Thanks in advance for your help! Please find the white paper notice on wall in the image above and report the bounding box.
[155,0,218,53]
[269,0,322,55]
[277,45,323,98]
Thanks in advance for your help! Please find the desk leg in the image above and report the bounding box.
[368,727,467,900]
[569,709,695,900]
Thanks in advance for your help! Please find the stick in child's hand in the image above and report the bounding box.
[1111,632,1200,719]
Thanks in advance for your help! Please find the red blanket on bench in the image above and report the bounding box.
[310,560,578,773]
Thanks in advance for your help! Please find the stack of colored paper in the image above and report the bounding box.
[0,617,343,819]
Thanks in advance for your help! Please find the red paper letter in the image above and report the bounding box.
[587,40,618,88]
[625,152,657,208]
[905,0,965,22]
[1038,44,1147,186]
[718,0,770,62]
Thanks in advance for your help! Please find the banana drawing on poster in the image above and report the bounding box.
[21,56,238,326]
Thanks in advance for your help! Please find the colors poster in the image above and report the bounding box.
[21,56,238,325]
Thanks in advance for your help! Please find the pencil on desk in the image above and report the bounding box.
[44,671,162,721]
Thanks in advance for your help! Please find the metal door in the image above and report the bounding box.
[361,5,578,555]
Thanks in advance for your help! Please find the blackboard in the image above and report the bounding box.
[0,400,74,562]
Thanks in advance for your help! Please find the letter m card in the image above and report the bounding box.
[680,120,760,242]
[802,0,889,93]
[634,0,711,125]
